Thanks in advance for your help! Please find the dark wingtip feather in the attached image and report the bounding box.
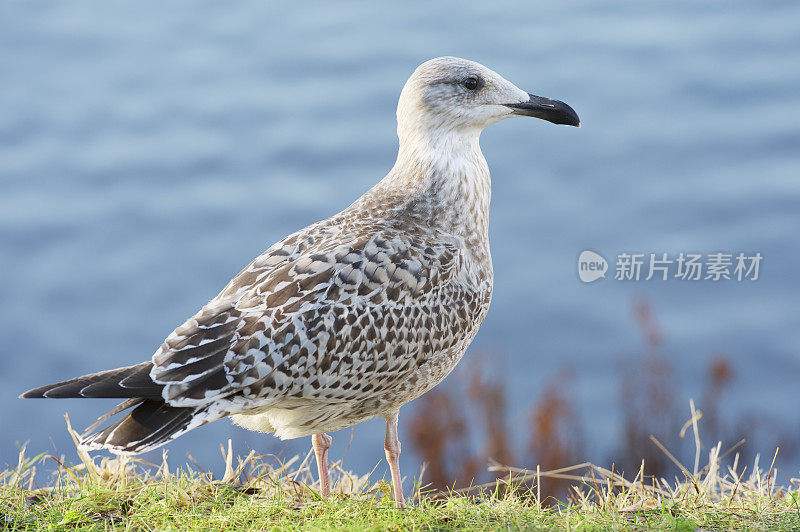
[19,362,163,399]
[19,383,71,398]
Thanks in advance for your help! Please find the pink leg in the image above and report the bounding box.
[384,412,406,508]
[312,433,333,497]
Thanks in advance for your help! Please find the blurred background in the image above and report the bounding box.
[1,1,798,490]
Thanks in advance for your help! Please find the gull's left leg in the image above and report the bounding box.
[384,411,406,508]
[311,433,333,497]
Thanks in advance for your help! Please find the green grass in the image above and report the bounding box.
[2,415,800,531]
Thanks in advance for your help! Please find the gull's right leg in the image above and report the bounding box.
[311,433,333,497]
[384,411,406,508]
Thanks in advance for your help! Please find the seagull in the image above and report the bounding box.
[21,57,579,507]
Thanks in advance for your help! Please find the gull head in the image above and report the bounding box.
[397,57,579,143]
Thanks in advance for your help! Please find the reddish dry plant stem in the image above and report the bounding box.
[407,299,789,500]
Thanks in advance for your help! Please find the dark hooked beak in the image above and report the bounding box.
[504,94,580,127]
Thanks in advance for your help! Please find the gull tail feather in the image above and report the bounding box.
[81,399,213,455]
[20,362,220,454]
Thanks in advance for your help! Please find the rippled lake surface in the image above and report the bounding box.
[1,1,799,476]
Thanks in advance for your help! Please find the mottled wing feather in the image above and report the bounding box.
[150,222,483,412]
[149,230,316,403]
[224,233,467,402]
[150,298,246,403]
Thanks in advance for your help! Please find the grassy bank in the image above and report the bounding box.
[2,418,799,531]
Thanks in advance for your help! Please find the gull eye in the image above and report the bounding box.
[463,77,479,91]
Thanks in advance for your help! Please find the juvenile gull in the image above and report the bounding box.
[21,57,579,507]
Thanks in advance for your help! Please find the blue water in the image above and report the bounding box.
[2,1,799,479]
